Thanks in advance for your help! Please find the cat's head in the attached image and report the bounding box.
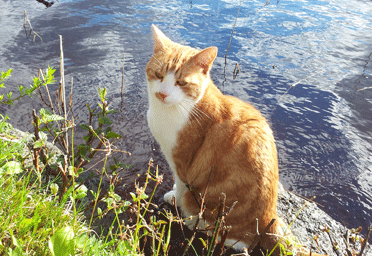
[146,25,217,106]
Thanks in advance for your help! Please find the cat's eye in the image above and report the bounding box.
[155,71,163,80]
[176,80,187,86]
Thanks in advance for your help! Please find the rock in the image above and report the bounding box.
[3,127,64,170]
[277,183,371,255]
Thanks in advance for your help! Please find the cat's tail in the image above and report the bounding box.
[259,218,327,256]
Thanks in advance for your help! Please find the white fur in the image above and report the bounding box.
[146,72,194,207]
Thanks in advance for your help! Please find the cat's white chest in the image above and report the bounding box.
[147,98,192,211]
[147,100,189,163]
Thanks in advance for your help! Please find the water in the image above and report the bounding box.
[1,0,372,236]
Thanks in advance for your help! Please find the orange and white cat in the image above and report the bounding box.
[146,24,325,256]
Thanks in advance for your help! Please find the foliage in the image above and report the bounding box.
[0,67,174,255]
[0,67,55,105]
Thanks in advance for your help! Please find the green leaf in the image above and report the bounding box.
[140,192,149,200]
[44,67,56,85]
[98,116,113,125]
[40,108,64,123]
[94,127,102,135]
[130,192,137,202]
[98,87,107,101]
[39,131,48,141]
[83,135,91,142]
[40,108,50,117]
[68,166,75,177]
[78,144,90,156]
[76,168,84,176]
[18,85,24,95]
[106,131,122,139]
[7,91,12,100]
[1,69,12,80]
[25,87,32,95]
[20,218,33,231]
[34,140,44,149]
[46,114,64,122]
[33,77,41,88]
[50,226,75,256]
[106,109,119,114]
[10,230,19,247]
[74,184,88,200]
[50,183,59,196]
[103,197,114,210]
[90,189,97,198]
[80,124,90,131]
[0,161,23,175]
[112,193,121,202]
[97,207,102,219]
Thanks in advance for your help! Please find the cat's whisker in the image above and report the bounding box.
[182,99,212,121]
[193,106,212,121]
[152,63,161,69]
[189,109,204,129]
[176,102,191,120]
[179,102,203,129]
[175,103,189,124]
[151,55,163,67]
[181,102,205,124]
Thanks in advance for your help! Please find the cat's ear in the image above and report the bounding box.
[190,47,218,74]
[151,24,172,54]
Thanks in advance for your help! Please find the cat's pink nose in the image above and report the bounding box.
[155,92,168,102]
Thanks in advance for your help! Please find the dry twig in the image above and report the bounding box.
[222,0,242,91]
[359,225,371,256]
[247,219,276,254]
[23,10,43,43]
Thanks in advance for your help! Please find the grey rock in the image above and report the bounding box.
[277,183,371,255]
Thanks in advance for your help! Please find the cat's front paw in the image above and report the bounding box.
[164,190,176,205]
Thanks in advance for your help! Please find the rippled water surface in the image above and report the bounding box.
[1,0,372,235]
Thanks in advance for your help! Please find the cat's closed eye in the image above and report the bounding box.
[176,80,187,86]
[155,71,163,80]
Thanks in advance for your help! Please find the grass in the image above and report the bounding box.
[0,111,170,256]
[0,115,103,255]
[0,61,176,255]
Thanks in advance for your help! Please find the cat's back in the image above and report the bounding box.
[199,87,275,146]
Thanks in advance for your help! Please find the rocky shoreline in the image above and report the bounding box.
[277,183,371,255]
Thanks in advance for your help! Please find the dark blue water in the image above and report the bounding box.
[1,0,372,236]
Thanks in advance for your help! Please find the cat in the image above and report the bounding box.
[146,24,325,256]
